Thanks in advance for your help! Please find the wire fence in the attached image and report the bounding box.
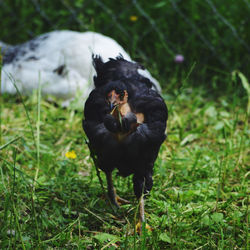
[0,0,249,85]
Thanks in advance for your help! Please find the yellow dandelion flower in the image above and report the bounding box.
[130,15,138,22]
[65,150,77,159]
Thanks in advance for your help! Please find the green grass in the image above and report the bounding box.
[0,78,249,249]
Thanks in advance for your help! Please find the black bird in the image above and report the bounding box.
[82,55,168,231]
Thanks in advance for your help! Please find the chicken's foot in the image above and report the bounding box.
[136,196,152,234]
[106,172,130,208]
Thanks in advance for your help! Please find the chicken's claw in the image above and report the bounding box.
[115,195,130,206]
[136,221,152,234]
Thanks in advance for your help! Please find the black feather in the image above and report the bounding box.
[93,55,153,89]
[83,55,168,198]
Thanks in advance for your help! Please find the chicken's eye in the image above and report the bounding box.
[119,92,125,100]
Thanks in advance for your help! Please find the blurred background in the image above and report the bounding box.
[0,0,249,92]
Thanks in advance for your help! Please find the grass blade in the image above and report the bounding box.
[5,72,36,144]
[34,72,42,187]
[0,136,22,150]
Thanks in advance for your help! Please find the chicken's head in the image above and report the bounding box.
[107,89,128,109]
[105,81,128,110]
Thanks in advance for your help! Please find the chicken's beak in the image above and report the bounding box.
[110,102,115,110]
[108,90,118,110]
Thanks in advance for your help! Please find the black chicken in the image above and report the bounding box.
[82,55,168,231]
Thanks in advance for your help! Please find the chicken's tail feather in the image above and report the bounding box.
[92,54,104,74]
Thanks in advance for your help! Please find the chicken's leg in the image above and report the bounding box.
[105,172,130,208]
[139,196,145,222]
[133,174,152,234]
[136,196,145,231]
[135,196,150,233]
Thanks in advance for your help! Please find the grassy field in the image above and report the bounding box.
[0,74,249,249]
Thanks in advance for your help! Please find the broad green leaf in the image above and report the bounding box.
[220,111,230,118]
[214,121,224,130]
[211,212,224,223]
[205,106,217,118]
[233,211,243,219]
[93,233,119,243]
[201,215,211,226]
[232,71,250,114]
[154,1,167,8]
[180,134,198,146]
[159,232,172,243]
